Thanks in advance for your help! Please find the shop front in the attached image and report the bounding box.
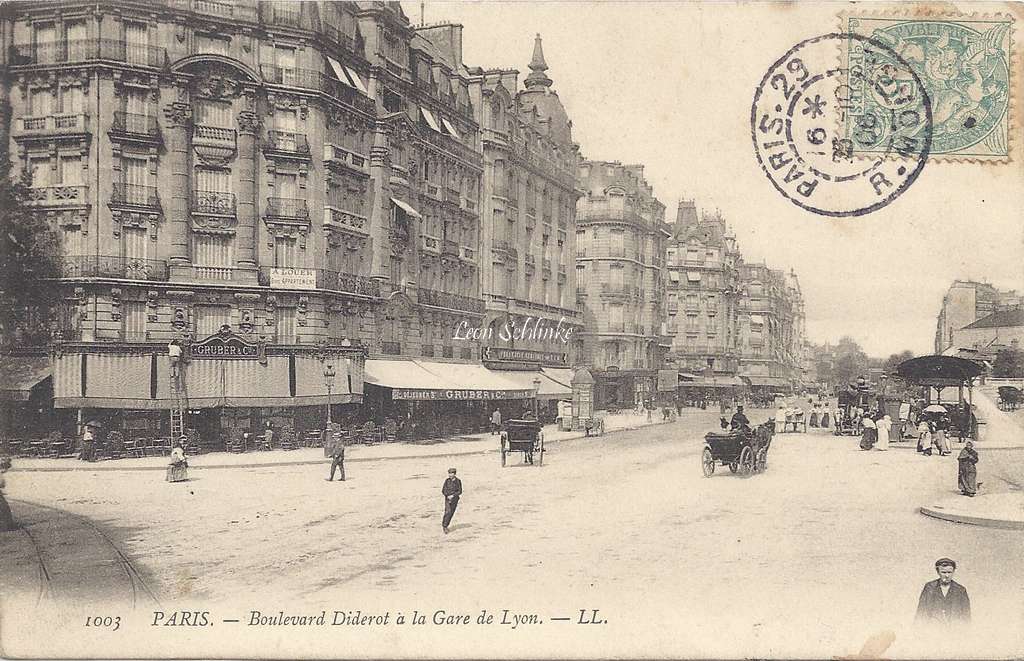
[0,354,61,437]
[364,359,534,439]
[52,328,364,452]
[481,347,573,423]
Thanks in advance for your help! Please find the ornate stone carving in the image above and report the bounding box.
[172,307,188,331]
[236,110,260,135]
[297,296,308,327]
[192,68,243,101]
[163,102,192,128]
[239,308,255,334]
[111,209,161,240]
[190,213,238,234]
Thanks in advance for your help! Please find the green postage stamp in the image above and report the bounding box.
[842,13,1014,161]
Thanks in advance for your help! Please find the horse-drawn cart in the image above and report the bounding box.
[701,422,774,477]
[500,419,545,467]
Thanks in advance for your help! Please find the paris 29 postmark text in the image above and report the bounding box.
[751,33,933,217]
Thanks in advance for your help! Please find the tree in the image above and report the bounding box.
[0,156,63,347]
[993,349,1024,378]
[831,336,870,386]
[882,350,915,375]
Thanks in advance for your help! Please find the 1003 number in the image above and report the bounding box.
[85,615,121,631]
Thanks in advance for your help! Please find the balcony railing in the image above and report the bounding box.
[266,197,309,219]
[193,265,234,281]
[266,3,303,27]
[11,39,168,68]
[493,239,518,260]
[192,190,236,215]
[261,65,324,90]
[15,113,89,136]
[602,283,640,297]
[418,288,485,314]
[264,130,309,155]
[324,206,368,233]
[26,185,89,206]
[421,234,441,253]
[193,124,236,148]
[111,183,160,208]
[320,270,381,297]
[190,0,258,21]
[324,143,367,170]
[61,255,168,281]
[111,112,159,138]
[323,24,357,52]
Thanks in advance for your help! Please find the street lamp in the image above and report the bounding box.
[533,376,542,420]
[324,364,337,427]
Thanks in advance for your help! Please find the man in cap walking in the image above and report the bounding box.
[441,467,462,534]
[916,557,971,625]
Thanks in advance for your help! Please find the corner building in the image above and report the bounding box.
[575,160,669,409]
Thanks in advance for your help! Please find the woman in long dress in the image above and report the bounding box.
[875,414,891,451]
[775,404,786,434]
[957,441,978,496]
[860,414,877,450]
[933,415,951,456]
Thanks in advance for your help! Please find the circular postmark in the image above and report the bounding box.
[751,33,933,217]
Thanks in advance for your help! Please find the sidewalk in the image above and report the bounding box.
[8,409,713,473]
[920,490,1024,530]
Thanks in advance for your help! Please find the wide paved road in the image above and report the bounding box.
[3,410,1022,659]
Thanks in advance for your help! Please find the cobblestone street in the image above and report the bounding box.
[2,409,1021,658]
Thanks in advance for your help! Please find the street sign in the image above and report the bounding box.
[267,267,317,290]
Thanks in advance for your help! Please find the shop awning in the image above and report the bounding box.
[488,369,571,400]
[542,367,575,388]
[420,107,442,133]
[440,117,461,139]
[365,359,533,400]
[390,197,422,218]
[53,352,362,409]
[678,375,744,388]
[344,65,368,94]
[0,356,52,402]
[744,375,789,388]
[326,56,350,85]
[678,372,700,381]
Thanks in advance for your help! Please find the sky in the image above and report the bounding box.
[405,1,1023,357]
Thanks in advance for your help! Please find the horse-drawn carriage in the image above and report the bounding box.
[834,388,873,436]
[500,419,545,467]
[701,422,774,477]
[998,386,1021,411]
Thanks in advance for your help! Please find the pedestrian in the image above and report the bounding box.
[934,415,951,456]
[263,421,275,450]
[899,399,911,438]
[646,400,653,423]
[675,399,682,417]
[79,424,96,462]
[915,558,971,626]
[957,441,979,497]
[859,413,876,450]
[0,456,15,532]
[441,467,462,534]
[917,418,932,454]
[490,408,502,435]
[325,427,347,482]
[774,403,786,434]
[167,439,189,483]
[875,414,892,451]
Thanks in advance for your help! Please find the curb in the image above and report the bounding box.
[919,503,1024,531]
[8,419,672,473]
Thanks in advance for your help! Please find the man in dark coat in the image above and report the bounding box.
[730,405,751,432]
[441,467,462,534]
[916,558,971,625]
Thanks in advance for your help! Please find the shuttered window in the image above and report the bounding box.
[195,167,231,193]
[275,307,296,342]
[194,101,231,128]
[274,236,299,267]
[123,227,147,260]
[195,305,230,336]
[125,88,148,116]
[61,86,84,113]
[125,22,149,65]
[192,234,233,279]
[34,25,56,63]
[122,301,147,339]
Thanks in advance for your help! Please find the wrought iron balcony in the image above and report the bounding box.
[264,130,310,156]
[320,270,381,297]
[111,183,160,208]
[266,197,309,219]
[10,39,168,68]
[324,206,368,234]
[110,112,160,140]
[421,234,441,253]
[26,185,89,206]
[418,288,485,314]
[324,143,368,171]
[192,190,236,215]
[61,255,168,281]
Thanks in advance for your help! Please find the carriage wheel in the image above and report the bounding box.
[756,448,767,473]
[739,446,754,476]
[500,438,507,467]
[701,447,715,477]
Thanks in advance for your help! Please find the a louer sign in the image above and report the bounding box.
[268,267,317,290]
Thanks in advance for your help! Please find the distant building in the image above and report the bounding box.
[935,280,1021,354]
[576,160,669,408]
[950,307,1024,356]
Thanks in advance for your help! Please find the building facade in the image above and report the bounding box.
[466,34,584,378]
[935,280,1021,354]
[0,1,589,441]
[950,307,1024,356]
[575,160,669,409]
[663,202,806,394]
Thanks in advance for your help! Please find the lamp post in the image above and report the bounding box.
[533,376,541,420]
[324,364,336,428]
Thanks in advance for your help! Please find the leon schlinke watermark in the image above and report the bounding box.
[452,316,575,344]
